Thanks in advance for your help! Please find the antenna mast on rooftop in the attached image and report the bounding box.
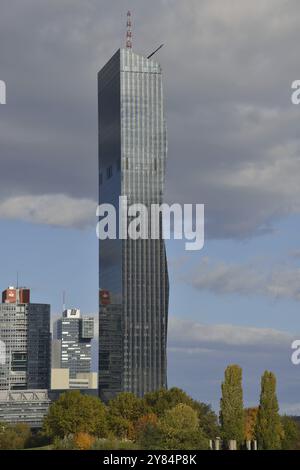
[126,11,132,49]
[147,44,164,59]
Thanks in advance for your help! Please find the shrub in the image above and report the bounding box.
[74,432,95,450]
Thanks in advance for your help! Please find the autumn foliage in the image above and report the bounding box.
[244,407,258,440]
[134,413,158,438]
[74,432,95,450]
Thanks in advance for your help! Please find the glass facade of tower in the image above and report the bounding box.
[0,301,50,390]
[98,49,169,401]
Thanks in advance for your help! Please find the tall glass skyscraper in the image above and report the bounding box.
[98,49,169,401]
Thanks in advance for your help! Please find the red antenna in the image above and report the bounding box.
[126,11,132,49]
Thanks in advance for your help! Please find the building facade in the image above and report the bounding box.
[98,49,169,401]
[0,389,51,428]
[54,309,94,379]
[0,287,50,391]
[51,368,98,390]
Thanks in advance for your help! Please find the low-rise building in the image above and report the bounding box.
[0,389,50,428]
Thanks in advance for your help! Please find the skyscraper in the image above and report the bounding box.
[54,309,94,378]
[0,287,50,390]
[98,48,169,401]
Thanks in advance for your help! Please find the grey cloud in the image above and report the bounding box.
[186,258,300,301]
[0,194,96,228]
[1,0,300,237]
[168,317,292,352]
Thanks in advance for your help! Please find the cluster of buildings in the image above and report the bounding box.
[0,286,95,427]
[0,39,169,429]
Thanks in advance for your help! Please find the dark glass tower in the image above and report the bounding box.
[98,49,169,401]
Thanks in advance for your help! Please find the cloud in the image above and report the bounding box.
[168,317,292,352]
[186,258,300,301]
[0,0,300,237]
[0,194,96,228]
[166,317,299,412]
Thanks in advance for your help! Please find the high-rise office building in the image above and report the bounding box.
[54,309,94,379]
[0,287,50,390]
[98,48,169,400]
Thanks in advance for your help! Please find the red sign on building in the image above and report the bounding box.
[100,289,111,306]
[2,288,16,303]
[2,287,30,304]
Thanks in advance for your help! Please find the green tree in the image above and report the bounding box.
[137,423,164,450]
[107,392,149,439]
[0,422,31,449]
[159,404,208,450]
[108,415,134,440]
[134,413,158,439]
[43,391,108,439]
[255,371,283,449]
[281,416,300,450]
[190,401,219,438]
[220,364,244,447]
[108,392,149,422]
[144,387,219,437]
[144,387,192,417]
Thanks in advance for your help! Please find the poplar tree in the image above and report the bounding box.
[255,371,283,449]
[220,364,244,447]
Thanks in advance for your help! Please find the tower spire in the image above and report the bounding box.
[126,11,132,49]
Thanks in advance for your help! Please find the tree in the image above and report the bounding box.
[108,392,149,422]
[281,416,300,450]
[144,387,219,437]
[244,407,258,441]
[138,422,163,450]
[134,413,158,440]
[220,365,244,447]
[135,414,162,450]
[107,392,149,438]
[0,422,31,449]
[144,388,192,417]
[255,371,283,449]
[43,391,108,439]
[159,404,209,450]
[108,416,135,440]
[190,401,220,438]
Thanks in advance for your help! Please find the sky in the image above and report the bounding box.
[1,0,300,413]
